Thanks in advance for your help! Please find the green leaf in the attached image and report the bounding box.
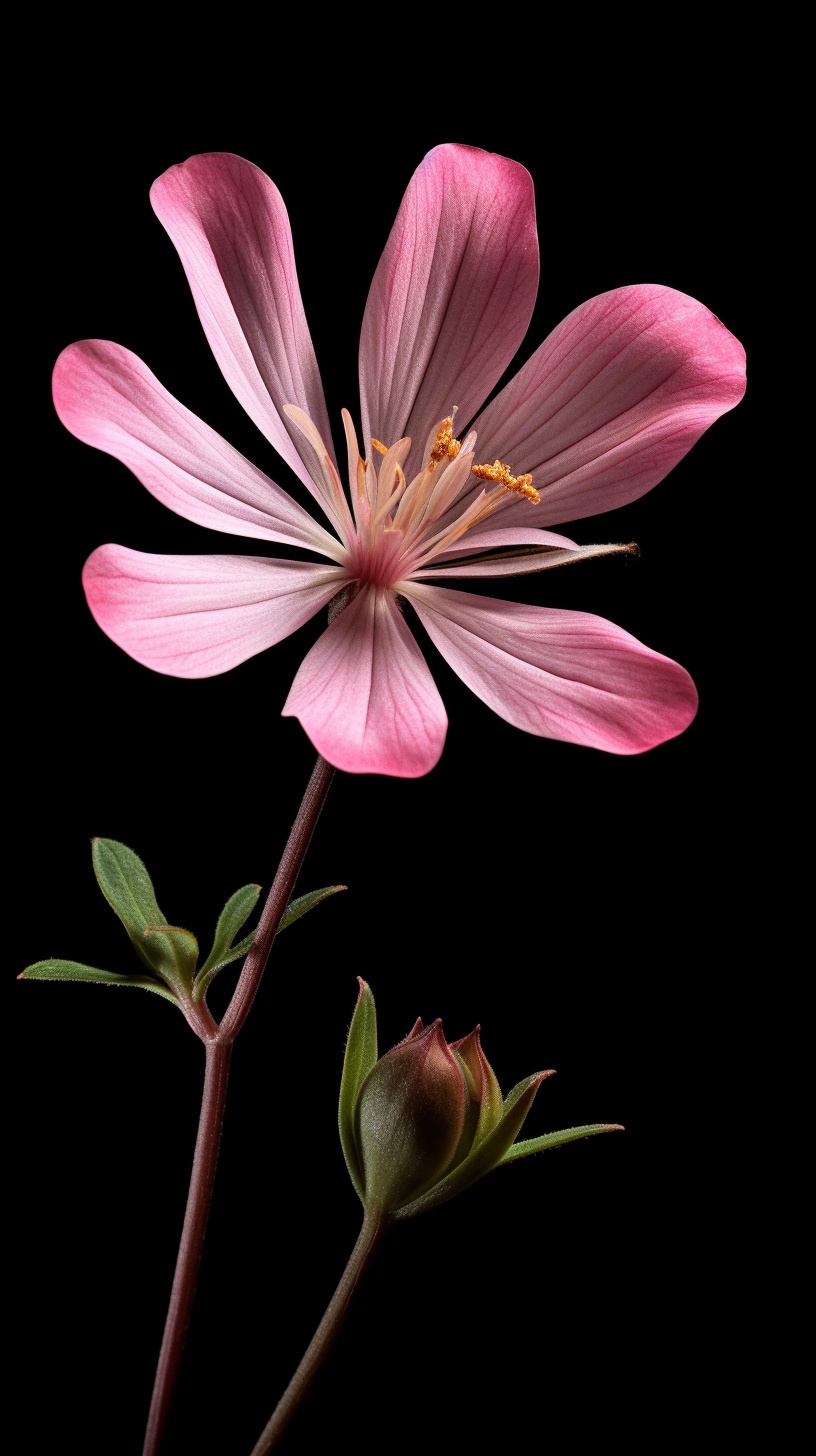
[144,925,199,989]
[338,979,378,1202]
[278,885,346,933]
[194,932,256,1002]
[91,840,197,996]
[20,959,179,1004]
[499,1123,624,1162]
[92,839,167,959]
[197,884,260,984]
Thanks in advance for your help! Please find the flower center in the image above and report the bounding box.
[345,411,542,587]
[282,401,539,590]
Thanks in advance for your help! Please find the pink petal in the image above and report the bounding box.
[402,583,698,754]
[416,539,636,579]
[282,587,447,776]
[53,342,345,560]
[467,284,746,528]
[150,153,337,515]
[83,546,345,678]
[434,527,580,556]
[359,144,539,477]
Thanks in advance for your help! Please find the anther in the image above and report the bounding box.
[428,418,462,470]
[371,439,389,456]
[471,459,540,504]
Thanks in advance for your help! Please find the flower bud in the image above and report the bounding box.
[338,980,621,1223]
[355,1019,467,1212]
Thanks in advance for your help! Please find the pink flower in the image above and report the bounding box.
[53,145,745,777]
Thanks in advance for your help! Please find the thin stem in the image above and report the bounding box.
[250,1210,388,1455]
[141,752,336,1455]
[218,754,335,1044]
[142,1038,232,1456]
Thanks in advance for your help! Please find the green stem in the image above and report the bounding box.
[250,1210,388,1455]
[141,753,336,1455]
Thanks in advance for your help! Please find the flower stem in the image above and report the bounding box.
[141,1037,232,1456]
[141,753,336,1455]
[218,754,336,1044]
[250,1210,388,1455]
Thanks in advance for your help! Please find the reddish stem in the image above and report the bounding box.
[141,754,335,1455]
[250,1210,388,1454]
[141,1038,231,1456]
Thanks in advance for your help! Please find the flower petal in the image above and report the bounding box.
[359,144,539,477]
[150,153,336,511]
[415,540,637,579]
[282,587,447,776]
[53,341,345,560]
[402,583,698,754]
[468,284,746,528]
[83,546,344,678]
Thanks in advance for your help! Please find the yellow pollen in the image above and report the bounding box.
[471,459,540,504]
[428,418,462,470]
[371,438,389,456]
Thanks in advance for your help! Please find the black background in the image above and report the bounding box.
[16,62,755,1456]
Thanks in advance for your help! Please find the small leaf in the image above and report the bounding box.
[91,840,197,995]
[193,931,255,1002]
[196,884,260,985]
[500,1123,624,1163]
[338,979,378,1202]
[20,959,179,1004]
[143,925,200,997]
[92,839,167,966]
[279,885,346,932]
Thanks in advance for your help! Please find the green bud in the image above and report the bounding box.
[339,980,623,1221]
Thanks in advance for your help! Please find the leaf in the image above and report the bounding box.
[92,839,167,962]
[20,959,179,1004]
[143,925,200,997]
[499,1123,624,1163]
[194,884,260,994]
[338,979,378,1202]
[192,885,345,1002]
[278,885,346,933]
[91,840,197,995]
[194,932,255,1002]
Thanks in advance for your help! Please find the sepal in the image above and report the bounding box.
[394,1071,554,1220]
[339,978,378,1201]
[500,1123,625,1162]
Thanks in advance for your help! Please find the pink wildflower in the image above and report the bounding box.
[53,145,745,777]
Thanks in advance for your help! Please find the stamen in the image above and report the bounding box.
[428,418,462,470]
[371,438,389,456]
[471,459,540,504]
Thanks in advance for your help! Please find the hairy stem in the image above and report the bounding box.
[250,1210,388,1455]
[218,754,335,1043]
[141,1038,232,1456]
[142,753,336,1455]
